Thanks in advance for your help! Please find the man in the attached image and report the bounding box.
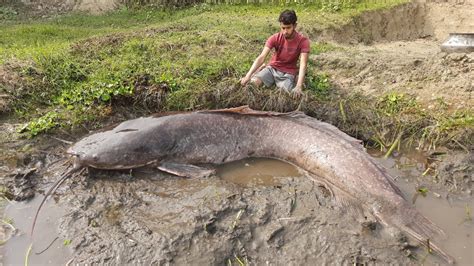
[240,10,310,95]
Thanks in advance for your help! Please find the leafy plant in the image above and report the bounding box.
[306,73,331,98]
[23,111,59,137]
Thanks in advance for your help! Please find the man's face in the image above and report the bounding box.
[280,23,296,39]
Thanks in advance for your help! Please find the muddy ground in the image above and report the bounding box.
[1,0,473,265]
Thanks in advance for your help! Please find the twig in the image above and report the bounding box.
[421,167,431,176]
[384,132,402,158]
[25,243,33,266]
[65,258,74,266]
[1,219,16,231]
[339,100,347,123]
[50,136,73,145]
[2,196,13,204]
[452,139,469,153]
[234,33,250,44]
[234,255,245,266]
[230,209,244,230]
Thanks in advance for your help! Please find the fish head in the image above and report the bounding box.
[66,132,152,170]
[67,117,175,170]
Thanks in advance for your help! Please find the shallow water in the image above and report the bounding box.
[217,157,303,187]
[372,150,473,265]
[1,153,472,265]
[1,197,72,265]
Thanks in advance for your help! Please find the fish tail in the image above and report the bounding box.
[402,224,454,264]
[380,207,454,264]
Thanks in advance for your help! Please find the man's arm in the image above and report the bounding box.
[293,52,309,94]
[240,46,271,86]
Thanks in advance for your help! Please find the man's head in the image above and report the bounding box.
[278,10,297,39]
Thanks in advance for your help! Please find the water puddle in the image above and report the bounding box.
[1,196,72,265]
[370,150,473,265]
[217,157,302,187]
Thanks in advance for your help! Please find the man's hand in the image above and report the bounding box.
[292,85,303,97]
[240,76,251,86]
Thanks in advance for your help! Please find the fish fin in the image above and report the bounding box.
[376,204,453,264]
[376,162,405,198]
[401,223,454,264]
[203,106,362,148]
[158,162,215,178]
[199,105,298,116]
[309,173,365,219]
[331,184,366,219]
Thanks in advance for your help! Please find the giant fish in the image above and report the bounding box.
[43,106,454,263]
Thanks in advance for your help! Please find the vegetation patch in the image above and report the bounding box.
[2,0,471,152]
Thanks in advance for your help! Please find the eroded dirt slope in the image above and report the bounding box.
[313,0,473,111]
[314,40,473,110]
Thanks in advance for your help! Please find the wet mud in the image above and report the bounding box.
[2,153,472,265]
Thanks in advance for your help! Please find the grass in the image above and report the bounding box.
[2,3,374,133]
[2,0,472,151]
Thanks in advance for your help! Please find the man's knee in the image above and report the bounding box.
[250,77,263,87]
[277,79,295,92]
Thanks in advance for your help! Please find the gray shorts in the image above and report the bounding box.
[252,66,295,92]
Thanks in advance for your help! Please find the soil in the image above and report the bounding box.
[313,40,473,111]
[1,0,473,265]
[313,0,473,111]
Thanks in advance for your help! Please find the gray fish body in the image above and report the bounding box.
[68,107,453,263]
[70,111,397,203]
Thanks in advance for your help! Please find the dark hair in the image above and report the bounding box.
[278,10,297,25]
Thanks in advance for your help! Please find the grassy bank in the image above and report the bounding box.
[1,1,472,152]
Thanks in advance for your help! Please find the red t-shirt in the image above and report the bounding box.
[265,31,310,75]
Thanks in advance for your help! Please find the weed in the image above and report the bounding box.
[310,42,338,55]
[23,111,60,137]
[306,73,331,99]
[0,6,18,20]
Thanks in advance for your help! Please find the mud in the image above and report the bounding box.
[2,153,472,265]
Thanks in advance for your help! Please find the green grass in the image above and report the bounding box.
[1,1,416,137]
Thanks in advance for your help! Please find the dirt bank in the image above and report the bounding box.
[313,40,473,110]
[312,0,473,111]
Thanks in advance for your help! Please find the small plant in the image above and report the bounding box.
[417,187,429,197]
[63,239,72,246]
[23,111,59,137]
[306,73,331,99]
[378,92,417,116]
[156,71,179,92]
[412,186,428,204]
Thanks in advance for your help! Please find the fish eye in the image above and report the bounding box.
[92,154,99,161]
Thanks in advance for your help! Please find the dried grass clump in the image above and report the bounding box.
[208,79,323,114]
